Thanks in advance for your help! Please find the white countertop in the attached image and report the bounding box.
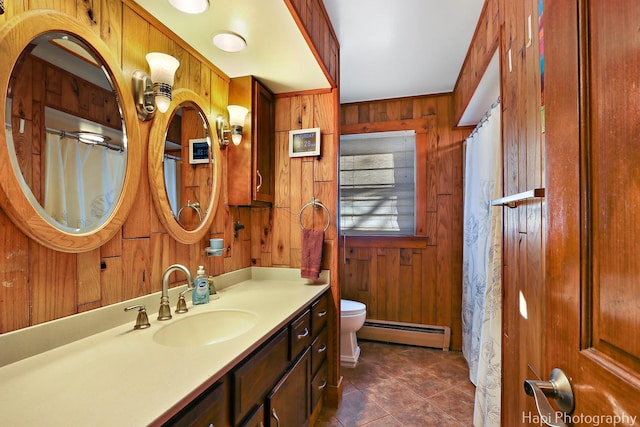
[0,267,329,426]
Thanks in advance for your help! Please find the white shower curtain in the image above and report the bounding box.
[44,132,125,230]
[462,101,502,427]
[163,157,180,218]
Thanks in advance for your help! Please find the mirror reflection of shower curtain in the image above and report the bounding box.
[163,157,181,218]
[462,100,502,427]
[44,132,125,230]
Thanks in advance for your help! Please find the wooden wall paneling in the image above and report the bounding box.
[436,96,454,195]
[398,248,414,323]
[100,256,123,306]
[275,131,291,205]
[99,0,122,58]
[29,242,76,325]
[271,208,291,266]
[415,131,428,236]
[418,118,439,234]
[435,195,453,328]
[250,207,272,266]
[121,238,151,300]
[0,210,30,333]
[77,249,101,311]
[452,0,500,124]
[121,6,151,239]
[420,246,438,325]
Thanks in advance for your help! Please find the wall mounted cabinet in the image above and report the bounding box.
[228,76,275,206]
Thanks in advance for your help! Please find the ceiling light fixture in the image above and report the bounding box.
[168,0,209,14]
[213,32,247,53]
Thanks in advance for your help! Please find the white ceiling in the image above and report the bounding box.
[135,0,498,126]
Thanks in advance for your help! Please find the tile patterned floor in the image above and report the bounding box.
[316,340,475,427]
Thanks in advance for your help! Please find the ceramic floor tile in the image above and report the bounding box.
[359,377,426,414]
[334,389,389,427]
[389,399,464,427]
[318,341,475,427]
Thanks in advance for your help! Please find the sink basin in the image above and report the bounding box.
[153,309,257,347]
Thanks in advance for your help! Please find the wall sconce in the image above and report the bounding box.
[216,105,249,148]
[132,52,180,121]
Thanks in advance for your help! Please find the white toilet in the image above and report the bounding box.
[340,299,367,367]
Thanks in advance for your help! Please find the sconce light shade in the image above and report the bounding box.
[168,0,209,14]
[228,105,249,145]
[145,52,180,113]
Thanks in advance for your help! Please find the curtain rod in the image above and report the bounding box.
[468,97,501,139]
[164,153,181,161]
[5,123,124,152]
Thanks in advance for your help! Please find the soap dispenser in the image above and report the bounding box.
[192,265,210,305]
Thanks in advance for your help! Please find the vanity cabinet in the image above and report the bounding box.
[162,290,328,427]
[228,76,275,206]
[266,348,310,427]
[164,377,230,427]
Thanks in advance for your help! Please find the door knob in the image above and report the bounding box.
[524,368,574,427]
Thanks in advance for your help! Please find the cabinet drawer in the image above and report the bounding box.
[310,362,328,411]
[311,327,328,376]
[233,328,289,424]
[164,378,228,427]
[289,309,311,360]
[311,293,328,337]
[239,404,264,427]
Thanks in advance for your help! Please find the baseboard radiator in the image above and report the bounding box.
[357,320,451,351]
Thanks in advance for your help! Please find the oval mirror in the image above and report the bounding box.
[0,11,141,252]
[149,89,221,244]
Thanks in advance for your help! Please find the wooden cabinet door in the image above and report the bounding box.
[164,379,229,427]
[228,76,274,206]
[266,349,310,427]
[542,0,640,423]
[252,79,274,204]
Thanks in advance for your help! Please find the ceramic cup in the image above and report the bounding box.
[209,238,224,249]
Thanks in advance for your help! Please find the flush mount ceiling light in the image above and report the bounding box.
[213,32,247,53]
[168,0,209,14]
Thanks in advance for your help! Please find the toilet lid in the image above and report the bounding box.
[341,299,366,315]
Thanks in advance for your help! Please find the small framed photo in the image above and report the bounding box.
[289,127,321,157]
[189,138,210,164]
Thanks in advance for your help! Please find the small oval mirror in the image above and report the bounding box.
[149,89,221,243]
[0,11,141,252]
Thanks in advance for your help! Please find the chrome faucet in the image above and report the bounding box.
[159,264,193,320]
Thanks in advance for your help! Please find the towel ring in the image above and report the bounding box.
[298,198,330,232]
[177,200,202,226]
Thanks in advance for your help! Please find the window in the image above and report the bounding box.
[339,130,416,236]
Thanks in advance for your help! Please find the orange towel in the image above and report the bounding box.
[301,228,324,279]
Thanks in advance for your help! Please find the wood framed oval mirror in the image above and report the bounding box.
[0,11,141,252]
[148,88,222,244]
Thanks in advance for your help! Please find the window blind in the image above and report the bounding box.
[339,131,416,235]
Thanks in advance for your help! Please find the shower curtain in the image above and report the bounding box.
[163,157,180,218]
[462,101,502,427]
[44,132,125,230]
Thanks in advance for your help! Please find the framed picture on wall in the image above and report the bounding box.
[188,138,210,164]
[289,127,321,157]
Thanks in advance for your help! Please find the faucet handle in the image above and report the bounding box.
[124,305,151,330]
[176,287,193,314]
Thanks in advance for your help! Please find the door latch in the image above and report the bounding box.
[524,368,574,427]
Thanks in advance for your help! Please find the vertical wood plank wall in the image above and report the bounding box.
[339,95,467,350]
[499,0,545,423]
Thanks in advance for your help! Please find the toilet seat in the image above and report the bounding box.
[341,299,366,316]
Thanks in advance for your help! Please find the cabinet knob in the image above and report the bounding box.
[317,310,327,318]
[317,344,327,353]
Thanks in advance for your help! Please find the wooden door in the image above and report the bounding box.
[543,0,640,424]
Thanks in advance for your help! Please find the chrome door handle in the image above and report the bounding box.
[524,368,574,427]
